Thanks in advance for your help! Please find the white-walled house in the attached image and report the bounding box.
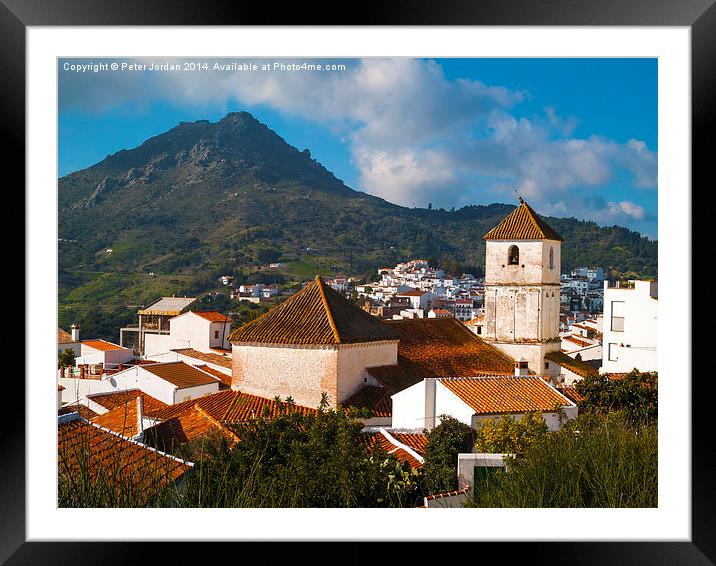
[395,289,435,311]
[144,310,232,355]
[76,339,135,369]
[601,280,657,373]
[391,375,577,432]
[58,325,81,356]
[102,361,222,405]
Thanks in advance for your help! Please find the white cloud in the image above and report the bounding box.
[606,200,647,220]
[60,57,657,228]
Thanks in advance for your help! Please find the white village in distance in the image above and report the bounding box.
[58,198,657,508]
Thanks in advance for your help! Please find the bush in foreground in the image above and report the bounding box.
[466,413,657,508]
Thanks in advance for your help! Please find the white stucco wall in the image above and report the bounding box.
[391,380,430,430]
[173,382,221,404]
[601,280,658,373]
[435,381,476,427]
[145,333,172,356]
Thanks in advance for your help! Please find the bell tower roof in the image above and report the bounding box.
[483,200,564,242]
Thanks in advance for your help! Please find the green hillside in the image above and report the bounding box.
[58,112,657,341]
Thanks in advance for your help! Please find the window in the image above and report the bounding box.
[508,245,519,265]
[549,247,554,269]
[476,326,482,335]
[608,343,619,361]
[214,330,219,339]
[610,300,625,332]
[544,361,549,370]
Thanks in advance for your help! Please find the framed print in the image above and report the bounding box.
[7,0,711,563]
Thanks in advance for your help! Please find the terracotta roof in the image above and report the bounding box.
[143,405,239,452]
[366,318,515,392]
[92,397,144,437]
[86,389,169,416]
[81,339,126,352]
[172,348,232,369]
[58,417,192,504]
[440,376,573,415]
[545,351,599,378]
[194,364,231,388]
[483,200,563,241]
[341,385,392,418]
[58,328,75,344]
[142,362,222,389]
[364,431,424,469]
[557,385,585,404]
[564,335,594,348]
[397,289,428,297]
[390,432,428,456]
[190,311,231,323]
[227,276,399,345]
[148,389,317,426]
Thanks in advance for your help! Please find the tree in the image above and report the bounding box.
[473,412,548,457]
[575,370,657,426]
[58,348,76,369]
[176,402,421,508]
[422,416,474,494]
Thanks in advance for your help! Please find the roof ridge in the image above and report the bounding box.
[315,276,342,344]
[194,403,240,443]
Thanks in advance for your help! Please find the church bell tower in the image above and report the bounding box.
[482,198,563,375]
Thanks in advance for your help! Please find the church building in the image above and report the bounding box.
[482,198,563,376]
[227,276,400,409]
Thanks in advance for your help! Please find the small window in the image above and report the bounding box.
[508,245,520,265]
[544,362,549,370]
[214,330,219,339]
[476,326,482,335]
[611,301,625,332]
[549,247,554,269]
[608,343,619,361]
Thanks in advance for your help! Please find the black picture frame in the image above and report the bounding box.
[7,1,707,563]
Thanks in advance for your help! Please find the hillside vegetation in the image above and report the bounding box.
[59,112,657,339]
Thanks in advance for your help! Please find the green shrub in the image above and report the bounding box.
[422,416,474,494]
[576,370,657,426]
[466,413,657,508]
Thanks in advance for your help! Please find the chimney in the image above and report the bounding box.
[136,396,144,436]
[515,357,529,376]
[70,323,80,342]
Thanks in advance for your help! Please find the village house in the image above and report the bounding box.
[75,339,135,374]
[391,370,577,431]
[601,279,658,373]
[120,296,197,354]
[57,324,81,356]
[144,310,232,355]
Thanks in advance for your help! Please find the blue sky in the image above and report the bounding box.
[59,58,657,238]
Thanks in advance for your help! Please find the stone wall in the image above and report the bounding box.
[231,340,398,409]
